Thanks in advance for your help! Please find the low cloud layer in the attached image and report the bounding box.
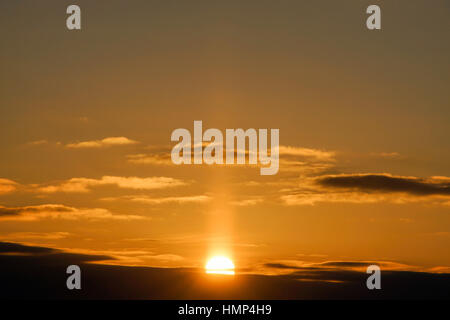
[0,232,71,240]
[0,204,145,221]
[1,242,449,299]
[263,260,415,273]
[0,241,112,263]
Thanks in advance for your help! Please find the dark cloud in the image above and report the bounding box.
[0,242,449,299]
[264,263,321,271]
[320,261,375,268]
[0,205,71,217]
[0,241,56,254]
[317,174,450,196]
[0,204,143,221]
[265,261,382,270]
[0,241,113,263]
[265,263,301,269]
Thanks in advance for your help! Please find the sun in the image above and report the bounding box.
[205,256,235,275]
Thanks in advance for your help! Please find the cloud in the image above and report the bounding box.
[0,179,17,194]
[0,241,56,255]
[139,254,184,262]
[280,173,450,206]
[127,145,335,175]
[59,247,185,267]
[102,194,210,204]
[103,194,264,206]
[127,153,173,165]
[0,241,113,263]
[99,176,186,190]
[1,232,71,240]
[277,146,336,174]
[370,152,402,159]
[263,259,417,273]
[66,137,138,148]
[316,173,450,196]
[0,204,145,221]
[279,146,335,161]
[279,159,335,174]
[281,191,386,205]
[27,140,48,146]
[37,176,187,193]
[230,197,264,206]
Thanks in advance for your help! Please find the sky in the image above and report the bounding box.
[0,0,449,298]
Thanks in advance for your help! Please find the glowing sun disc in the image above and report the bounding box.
[205,256,235,275]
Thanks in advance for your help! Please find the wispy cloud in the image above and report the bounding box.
[1,232,71,240]
[127,145,336,177]
[230,197,264,206]
[281,191,385,205]
[0,179,17,194]
[37,176,187,193]
[262,259,418,275]
[102,194,210,204]
[369,152,402,159]
[0,204,145,221]
[127,153,173,165]
[62,247,184,266]
[279,146,335,161]
[102,194,264,206]
[66,137,138,148]
[27,140,49,146]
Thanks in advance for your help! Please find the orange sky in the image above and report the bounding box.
[0,0,449,276]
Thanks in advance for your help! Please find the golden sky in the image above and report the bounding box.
[0,0,449,278]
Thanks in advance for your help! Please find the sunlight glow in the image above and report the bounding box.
[205,256,235,275]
